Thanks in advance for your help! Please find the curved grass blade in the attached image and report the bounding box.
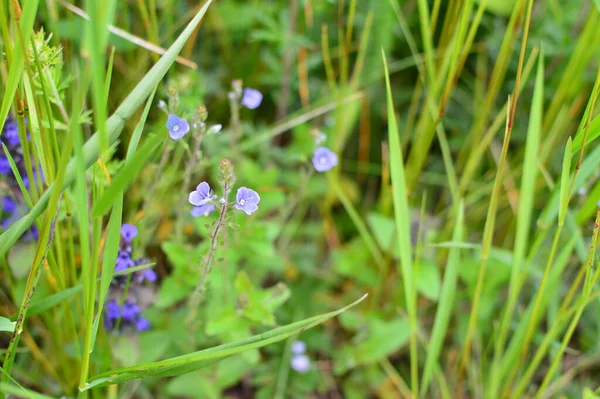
[83,294,367,390]
[0,0,213,257]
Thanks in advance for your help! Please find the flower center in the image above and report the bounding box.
[320,156,327,165]
[172,125,179,131]
[239,199,246,205]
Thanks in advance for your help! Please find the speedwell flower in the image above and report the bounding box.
[166,114,190,140]
[190,203,215,217]
[312,147,338,172]
[240,88,263,109]
[235,187,260,215]
[189,182,217,206]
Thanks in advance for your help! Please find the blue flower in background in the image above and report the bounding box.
[241,88,263,109]
[121,224,138,242]
[0,155,10,175]
[121,301,140,321]
[291,354,310,373]
[166,114,190,140]
[2,197,16,214]
[115,251,135,272]
[190,203,215,217]
[291,341,307,355]
[189,182,217,206]
[137,268,157,283]
[312,147,338,172]
[135,317,151,332]
[235,187,260,215]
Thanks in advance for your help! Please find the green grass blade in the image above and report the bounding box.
[92,134,163,217]
[83,294,367,390]
[0,0,213,256]
[559,138,573,223]
[422,202,464,394]
[382,50,418,395]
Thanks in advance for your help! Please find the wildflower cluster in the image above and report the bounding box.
[290,340,311,373]
[1,115,39,241]
[103,224,155,333]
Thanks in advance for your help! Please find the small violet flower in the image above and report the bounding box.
[291,354,311,373]
[166,114,190,140]
[137,268,157,283]
[0,155,10,175]
[189,182,217,206]
[291,341,307,355]
[135,317,151,332]
[121,301,140,321]
[115,251,135,272]
[2,197,17,214]
[190,203,215,217]
[312,147,338,172]
[241,88,263,109]
[121,224,138,242]
[235,187,260,215]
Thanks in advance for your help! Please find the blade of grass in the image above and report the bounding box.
[382,50,418,395]
[84,295,367,389]
[422,202,464,394]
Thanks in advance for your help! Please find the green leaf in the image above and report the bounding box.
[83,294,367,389]
[0,317,15,333]
[416,261,441,300]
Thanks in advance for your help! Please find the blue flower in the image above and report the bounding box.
[0,155,10,175]
[166,114,190,140]
[3,122,20,146]
[291,354,310,373]
[241,88,263,109]
[2,197,16,214]
[291,341,306,355]
[189,182,217,206]
[135,317,151,332]
[137,268,157,283]
[121,224,138,242]
[121,301,140,321]
[190,203,215,217]
[115,251,135,272]
[235,187,260,215]
[312,147,338,172]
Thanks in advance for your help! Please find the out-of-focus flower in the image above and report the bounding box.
[235,187,260,215]
[189,182,217,206]
[291,354,310,373]
[291,341,307,355]
[135,317,151,332]
[120,224,138,242]
[115,251,135,272]
[312,147,338,172]
[240,88,263,109]
[2,197,16,214]
[190,203,215,217]
[166,114,190,140]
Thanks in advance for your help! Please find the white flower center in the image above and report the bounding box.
[239,199,246,205]
[172,125,179,131]
[320,156,327,165]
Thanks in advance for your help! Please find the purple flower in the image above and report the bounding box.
[137,268,157,283]
[291,341,306,355]
[189,182,217,206]
[190,203,215,217]
[115,251,135,272]
[135,316,151,332]
[105,300,120,319]
[0,155,10,175]
[291,354,310,373]
[3,123,19,146]
[235,187,260,215]
[241,88,263,109]
[166,114,190,140]
[121,301,140,321]
[2,197,16,214]
[121,224,138,242]
[312,147,338,172]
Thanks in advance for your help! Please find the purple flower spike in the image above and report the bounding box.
[121,301,140,321]
[241,88,263,109]
[141,269,157,282]
[4,123,19,146]
[2,197,17,214]
[291,341,307,355]
[121,224,138,242]
[166,114,190,140]
[190,203,215,217]
[135,317,151,332]
[189,182,217,206]
[291,354,310,373]
[235,187,260,215]
[312,147,338,172]
[105,300,120,319]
